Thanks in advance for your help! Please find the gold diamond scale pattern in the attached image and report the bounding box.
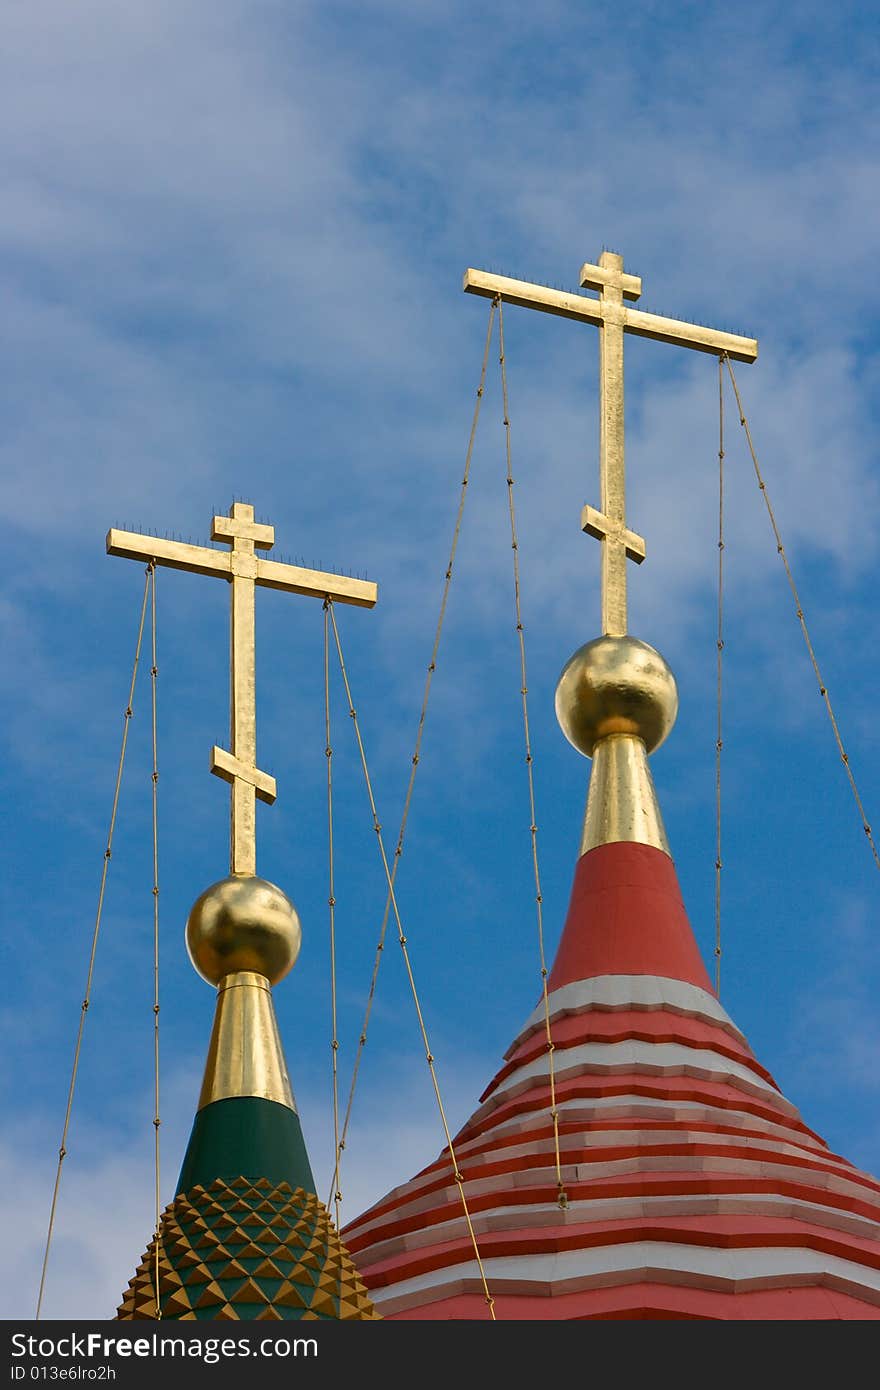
[117,1177,380,1321]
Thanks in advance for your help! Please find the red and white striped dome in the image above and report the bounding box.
[344,838,880,1319]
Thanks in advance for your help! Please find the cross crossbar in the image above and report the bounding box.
[107,501,377,876]
[463,252,757,636]
[106,529,377,607]
[463,268,758,362]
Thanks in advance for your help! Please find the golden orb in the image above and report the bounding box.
[555,634,678,757]
[186,874,302,986]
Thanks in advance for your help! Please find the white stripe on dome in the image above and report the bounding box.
[347,1101,831,1238]
[350,1191,880,1261]
[450,1126,843,1174]
[347,1156,880,1247]
[369,1241,880,1311]
[458,1095,816,1153]
[507,976,744,1058]
[480,1039,790,1114]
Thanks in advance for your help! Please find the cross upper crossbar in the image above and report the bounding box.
[106,529,377,607]
[463,252,757,636]
[107,501,377,876]
[462,267,758,362]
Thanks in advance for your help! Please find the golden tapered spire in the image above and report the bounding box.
[555,633,677,854]
[186,874,301,1111]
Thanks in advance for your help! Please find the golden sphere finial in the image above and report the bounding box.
[186,874,302,986]
[555,634,678,758]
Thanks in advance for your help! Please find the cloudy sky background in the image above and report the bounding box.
[2,0,879,1318]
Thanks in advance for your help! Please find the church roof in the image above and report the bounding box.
[343,643,880,1320]
[119,1171,377,1321]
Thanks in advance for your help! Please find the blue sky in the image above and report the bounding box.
[2,0,879,1318]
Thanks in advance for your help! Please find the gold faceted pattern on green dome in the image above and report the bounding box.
[118,1177,379,1320]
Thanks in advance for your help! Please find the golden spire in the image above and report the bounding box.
[464,252,758,853]
[556,633,677,855]
[186,874,301,1110]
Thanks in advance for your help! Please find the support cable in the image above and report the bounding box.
[497,300,567,1207]
[327,602,497,1319]
[330,302,496,1205]
[715,357,725,996]
[323,601,343,1233]
[725,358,880,871]
[149,565,162,1317]
[36,566,152,1319]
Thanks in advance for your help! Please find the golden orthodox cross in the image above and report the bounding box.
[464,252,758,636]
[108,502,376,876]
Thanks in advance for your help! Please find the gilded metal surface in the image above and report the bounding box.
[594,253,629,635]
[463,256,757,638]
[107,500,377,877]
[186,874,302,987]
[212,512,275,548]
[555,634,678,758]
[581,505,646,564]
[462,267,758,361]
[227,504,260,875]
[105,528,377,604]
[580,734,671,857]
[197,971,296,1110]
[211,746,277,803]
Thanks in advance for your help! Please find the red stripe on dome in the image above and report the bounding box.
[488,1009,775,1096]
[350,1139,880,1221]
[347,1173,880,1260]
[548,842,713,993]
[346,1132,880,1247]
[348,1087,815,1235]
[384,1283,880,1320]
[446,1115,837,1170]
[347,1116,850,1234]
[355,1213,880,1287]
[455,1074,812,1148]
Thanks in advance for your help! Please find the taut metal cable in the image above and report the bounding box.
[36,565,152,1319]
[149,565,162,1317]
[497,299,567,1206]
[330,302,496,1205]
[715,356,725,997]
[327,602,497,1319]
[725,357,880,872]
[323,600,343,1232]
